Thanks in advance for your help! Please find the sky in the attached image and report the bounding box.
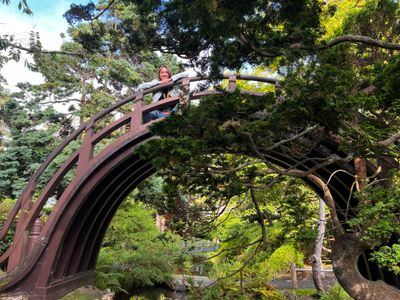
[0,0,91,90]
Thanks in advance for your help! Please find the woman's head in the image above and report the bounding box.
[158,65,172,81]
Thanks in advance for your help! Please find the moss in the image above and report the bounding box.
[293,288,318,296]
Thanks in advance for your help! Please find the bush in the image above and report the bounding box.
[95,201,182,291]
[320,283,352,300]
[0,198,16,256]
[188,284,285,300]
[255,243,304,282]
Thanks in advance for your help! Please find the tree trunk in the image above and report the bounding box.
[332,234,400,300]
[312,198,326,291]
[155,212,170,232]
[354,157,367,191]
[240,269,244,294]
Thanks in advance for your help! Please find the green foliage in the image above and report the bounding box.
[272,179,319,254]
[133,7,400,294]
[290,288,318,297]
[63,2,96,25]
[348,186,400,246]
[96,200,182,291]
[260,244,304,281]
[0,90,70,198]
[120,0,324,74]
[320,0,364,39]
[370,243,400,275]
[343,0,400,43]
[95,247,128,293]
[199,182,315,292]
[0,198,16,256]
[319,283,352,300]
[134,176,170,214]
[137,91,278,198]
[189,283,285,300]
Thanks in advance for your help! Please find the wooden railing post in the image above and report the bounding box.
[27,218,42,254]
[7,197,34,271]
[76,124,94,177]
[228,74,237,92]
[290,263,298,289]
[13,182,34,237]
[131,94,143,133]
[180,78,191,107]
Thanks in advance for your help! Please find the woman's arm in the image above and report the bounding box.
[139,71,189,90]
[138,79,159,90]
[171,71,189,82]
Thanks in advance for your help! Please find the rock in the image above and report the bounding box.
[60,285,115,299]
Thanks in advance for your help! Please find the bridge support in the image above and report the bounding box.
[32,271,95,300]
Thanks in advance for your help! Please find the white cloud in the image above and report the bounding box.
[0,1,76,91]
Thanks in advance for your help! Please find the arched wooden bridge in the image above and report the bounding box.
[0,75,398,299]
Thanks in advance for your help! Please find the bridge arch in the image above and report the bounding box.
[0,75,398,299]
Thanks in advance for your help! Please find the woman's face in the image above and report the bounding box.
[159,67,171,81]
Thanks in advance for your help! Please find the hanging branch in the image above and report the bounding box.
[206,238,262,261]
[305,173,344,237]
[201,192,249,235]
[250,187,267,246]
[205,239,265,287]
[90,0,116,21]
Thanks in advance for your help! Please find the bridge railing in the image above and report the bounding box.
[0,75,277,271]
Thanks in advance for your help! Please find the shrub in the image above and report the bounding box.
[320,283,352,300]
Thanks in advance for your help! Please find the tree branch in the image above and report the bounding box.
[37,98,81,105]
[316,34,400,51]
[240,31,400,59]
[299,155,353,177]
[255,154,352,179]
[305,173,344,237]
[199,193,248,236]
[206,238,262,261]
[90,0,115,21]
[239,31,282,58]
[206,239,264,288]
[208,159,265,174]
[322,245,332,253]
[378,131,400,147]
[250,187,267,246]
[5,41,84,57]
[265,126,318,152]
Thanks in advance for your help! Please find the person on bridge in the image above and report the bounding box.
[139,65,188,123]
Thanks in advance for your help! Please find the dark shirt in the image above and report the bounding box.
[159,88,172,101]
[158,88,175,112]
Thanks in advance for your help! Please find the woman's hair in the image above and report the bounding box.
[158,65,172,80]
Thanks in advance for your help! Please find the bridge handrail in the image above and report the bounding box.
[89,74,277,124]
[0,74,277,268]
